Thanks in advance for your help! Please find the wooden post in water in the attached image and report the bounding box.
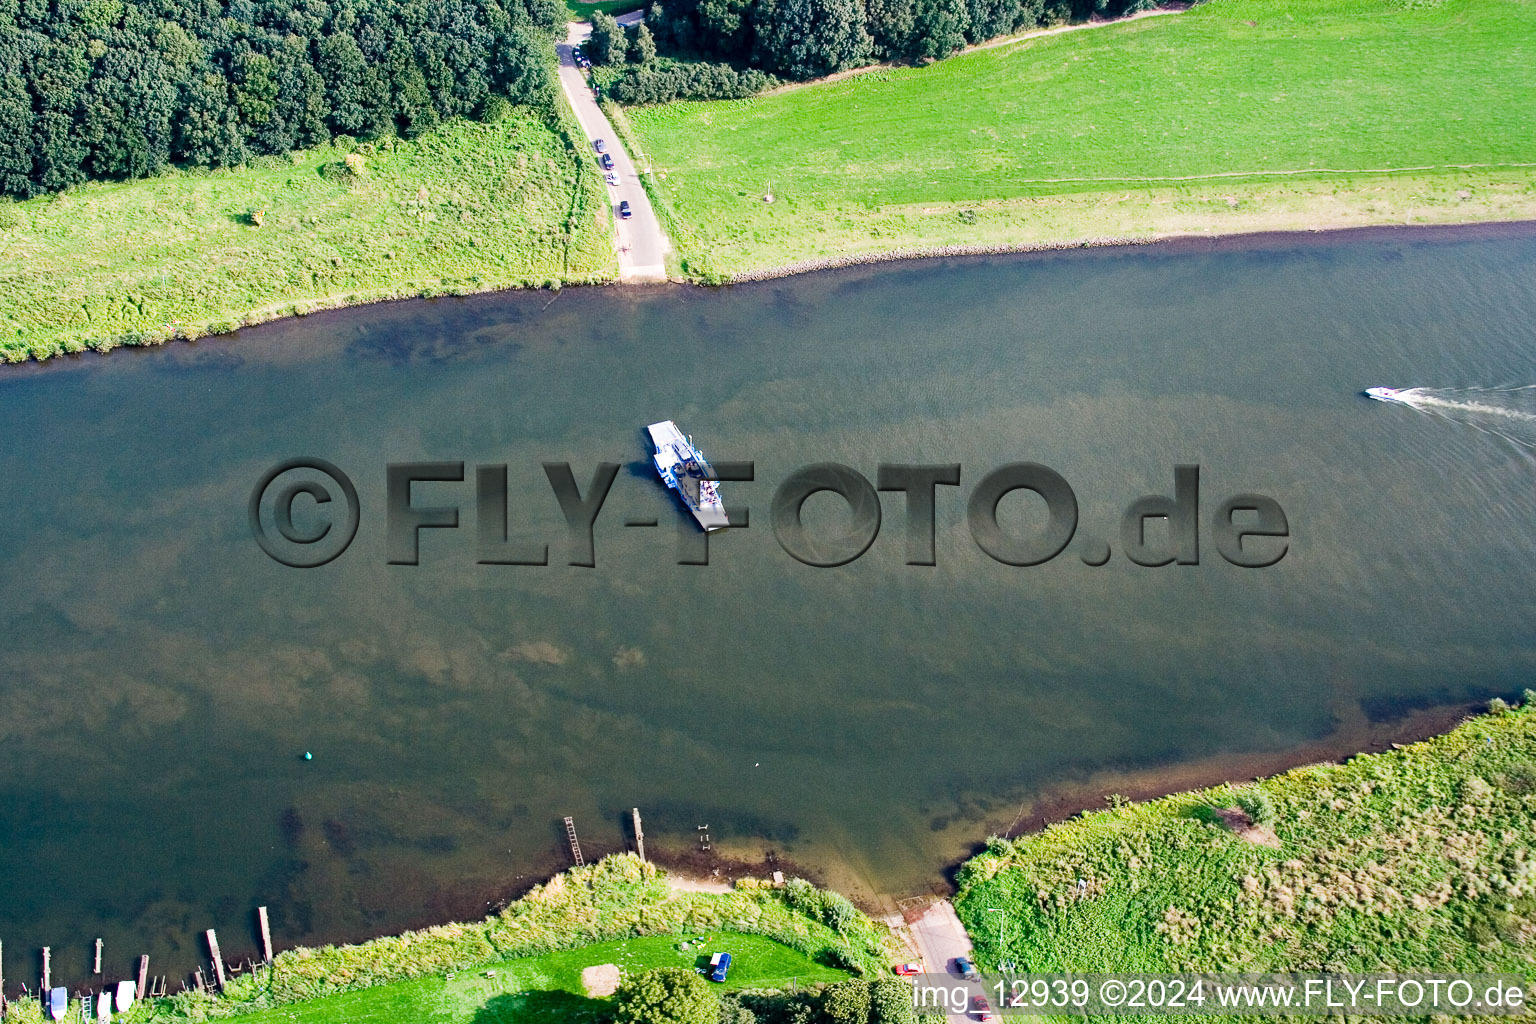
[93,938,102,974]
[632,808,645,861]
[257,907,273,964]
[205,930,226,990]
[136,956,148,1001]
[193,968,205,993]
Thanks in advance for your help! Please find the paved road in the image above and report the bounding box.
[556,22,670,281]
[909,900,985,1022]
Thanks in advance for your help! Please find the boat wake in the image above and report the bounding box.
[1368,385,1536,448]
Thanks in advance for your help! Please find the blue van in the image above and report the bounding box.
[708,951,732,982]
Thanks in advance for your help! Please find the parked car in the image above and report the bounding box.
[605,171,619,186]
[971,994,998,1021]
[593,139,606,153]
[599,153,614,171]
[893,962,923,976]
[618,200,632,219]
[708,951,732,982]
[954,956,980,981]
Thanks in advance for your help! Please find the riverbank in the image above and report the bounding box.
[719,181,1536,283]
[954,695,1536,977]
[626,0,1536,280]
[0,858,896,1023]
[0,109,615,364]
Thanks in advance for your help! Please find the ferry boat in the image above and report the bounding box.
[648,421,729,532]
[1364,386,1411,402]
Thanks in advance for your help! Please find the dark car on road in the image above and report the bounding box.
[954,956,980,981]
[618,200,632,219]
[593,139,606,153]
[599,153,614,170]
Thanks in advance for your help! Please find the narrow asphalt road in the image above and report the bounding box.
[909,900,986,1022]
[556,21,671,281]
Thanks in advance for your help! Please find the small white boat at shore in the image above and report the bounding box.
[114,980,135,1013]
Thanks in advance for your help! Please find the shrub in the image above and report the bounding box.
[614,967,720,1024]
[1235,790,1276,826]
[869,977,920,1023]
[821,978,871,1024]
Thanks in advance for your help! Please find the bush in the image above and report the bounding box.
[615,967,720,1024]
[868,977,920,1024]
[821,978,871,1024]
[1235,790,1276,826]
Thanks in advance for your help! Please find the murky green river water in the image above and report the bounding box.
[3,226,1535,986]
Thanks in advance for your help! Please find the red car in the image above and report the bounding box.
[893,962,922,976]
[971,994,998,1022]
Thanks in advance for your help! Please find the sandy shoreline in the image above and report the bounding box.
[725,219,1536,285]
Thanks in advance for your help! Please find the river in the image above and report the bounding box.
[2,224,1534,987]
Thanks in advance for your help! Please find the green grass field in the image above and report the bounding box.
[0,110,615,362]
[188,933,846,1024]
[624,0,1536,276]
[955,697,1536,978]
[565,0,645,18]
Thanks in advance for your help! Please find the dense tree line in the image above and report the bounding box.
[0,0,566,198]
[645,0,1156,79]
[606,59,776,104]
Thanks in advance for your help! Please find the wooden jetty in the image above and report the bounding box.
[136,956,148,1001]
[564,816,584,866]
[257,906,274,964]
[93,938,102,975]
[41,946,49,991]
[632,808,645,861]
[205,930,226,990]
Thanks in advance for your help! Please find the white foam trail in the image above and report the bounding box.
[1382,386,1536,449]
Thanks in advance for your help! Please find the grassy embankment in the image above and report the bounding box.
[0,109,616,363]
[180,933,846,1024]
[955,696,1536,977]
[0,858,891,1024]
[624,0,1536,278]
